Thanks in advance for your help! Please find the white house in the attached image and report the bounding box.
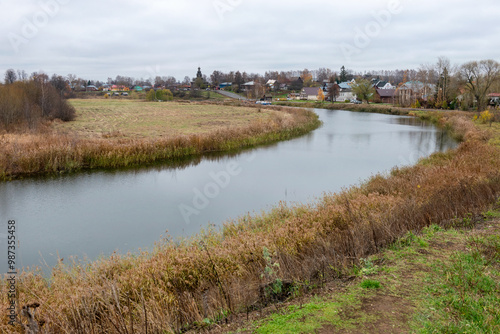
[338,80,357,101]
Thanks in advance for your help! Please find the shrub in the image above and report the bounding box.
[0,80,75,128]
[480,109,493,125]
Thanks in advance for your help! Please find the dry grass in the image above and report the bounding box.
[2,111,500,333]
[0,101,320,180]
[56,99,272,138]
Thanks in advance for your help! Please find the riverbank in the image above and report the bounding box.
[0,100,320,181]
[1,109,499,333]
[232,216,500,333]
[274,100,453,116]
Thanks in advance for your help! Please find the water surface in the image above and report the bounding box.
[0,109,457,272]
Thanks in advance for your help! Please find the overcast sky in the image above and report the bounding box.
[1,0,499,81]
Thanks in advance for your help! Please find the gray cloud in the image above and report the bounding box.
[0,0,499,81]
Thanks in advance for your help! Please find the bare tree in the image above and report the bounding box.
[4,69,17,84]
[316,68,333,83]
[459,59,500,111]
[16,69,28,82]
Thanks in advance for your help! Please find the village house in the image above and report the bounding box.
[489,93,500,106]
[300,87,322,100]
[241,81,256,92]
[338,79,357,101]
[374,80,395,89]
[374,88,396,103]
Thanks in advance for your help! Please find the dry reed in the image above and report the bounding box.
[0,106,320,181]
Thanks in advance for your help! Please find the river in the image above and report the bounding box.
[0,109,457,273]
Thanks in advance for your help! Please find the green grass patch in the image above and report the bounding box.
[416,240,500,333]
[360,279,381,289]
[253,292,378,334]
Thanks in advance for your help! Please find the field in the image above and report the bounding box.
[56,99,266,138]
[0,99,320,180]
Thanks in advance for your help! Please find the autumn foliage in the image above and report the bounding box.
[0,79,75,129]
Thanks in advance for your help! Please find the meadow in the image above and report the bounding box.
[1,108,500,333]
[0,99,320,180]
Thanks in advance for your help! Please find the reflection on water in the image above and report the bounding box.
[0,109,458,273]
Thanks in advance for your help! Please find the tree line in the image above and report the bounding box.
[2,57,499,113]
[0,71,75,129]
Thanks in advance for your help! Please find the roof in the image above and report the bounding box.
[404,81,435,91]
[489,93,500,97]
[266,80,276,85]
[242,81,255,86]
[339,82,352,89]
[376,88,396,98]
[302,87,321,96]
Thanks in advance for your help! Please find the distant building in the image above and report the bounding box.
[219,82,232,90]
[338,80,357,101]
[300,87,322,100]
[241,81,256,92]
[374,88,396,103]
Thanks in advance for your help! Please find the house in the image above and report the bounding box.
[338,80,357,101]
[86,85,98,91]
[289,77,304,91]
[402,81,435,101]
[489,93,500,106]
[133,86,143,92]
[374,80,395,90]
[266,80,277,88]
[261,94,273,102]
[374,88,396,103]
[300,87,322,100]
[219,82,232,90]
[241,81,256,92]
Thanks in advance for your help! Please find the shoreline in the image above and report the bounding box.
[2,107,497,333]
[0,103,321,181]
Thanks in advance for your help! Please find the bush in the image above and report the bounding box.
[0,80,75,128]
[480,109,493,125]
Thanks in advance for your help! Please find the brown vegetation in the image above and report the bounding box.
[0,78,75,130]
[0,104,319,180]
[1,111,500,333]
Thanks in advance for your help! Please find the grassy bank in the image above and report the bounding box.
[0,100,320,180]
[244,218,500,333]
[2,109,500,333]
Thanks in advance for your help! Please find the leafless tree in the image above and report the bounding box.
[4,69,17,84]
[459,59,500,111]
